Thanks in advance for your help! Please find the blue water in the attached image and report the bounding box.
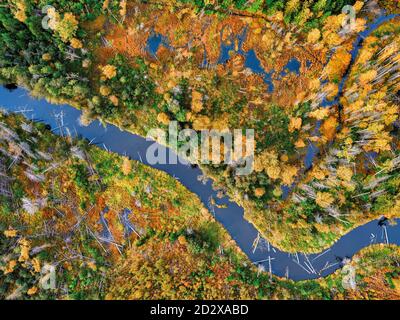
[121,209,135,237]
[99,207,113,241]
[146,32,173,57]
[244,49,275,92]
[280,58,301,77]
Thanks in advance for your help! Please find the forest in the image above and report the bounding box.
[1,111,399,299]
[0,0,399,299]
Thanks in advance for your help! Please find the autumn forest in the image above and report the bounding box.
[0,0,400,301]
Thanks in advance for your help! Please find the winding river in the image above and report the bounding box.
[1,13,399,281]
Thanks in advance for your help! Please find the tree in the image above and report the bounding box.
[121,157,132,176]
[316,192,334,208]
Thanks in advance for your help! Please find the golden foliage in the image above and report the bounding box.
[295,139,306,148]
[323,15,344,32]
[357,46,375,65]
[325,48,351,80]
[157,112,170,125]
[50,12,79,42]
[47,7,59,30]
[307,29,321,43]
[70,38,83,49]
[13,0,27,22]
[311,167,327,180]
[337,166,353,182]
[191,90,203,113]
[285,0,300,14]
[4,260,17,275]
[254,150,280,179]
[316,192,335,208]
[121,157,132,176]
[101,65,117,79]
[353,1,364,12]
[119,0,127,17]
[254,188,266,198]
[100,85,111,96]
[102,0,109,10]
[4,228,18,238]
[288,117,302,133]
[309,78,321,92]
[211,113,230,132]
[42,53,52,61]
[261,30,275,48]
[109,95,119,106]
[359,70,377,85]
[266,166,281,180]
[309,108,330,120]
[32,257,41,273]
[321,116,337,141]
[27,287,38,296]
[18,238,30,262]
[192,115,211,130]
[281,165,298,185]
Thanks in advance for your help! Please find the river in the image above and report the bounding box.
[0,13,399,281]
